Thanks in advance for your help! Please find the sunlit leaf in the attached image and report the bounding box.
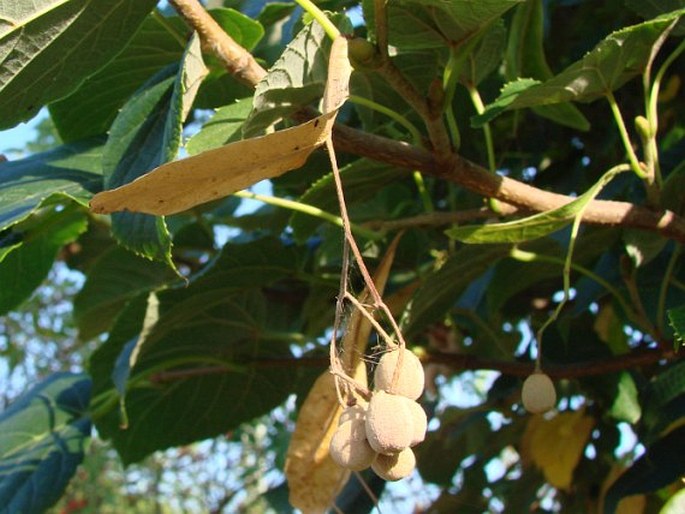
[90,35,352,217]
[0,0,157,129]
[0,373,92,513]
[0,138,104,231]
[668,304,685,345]
[446,165,626,243]
[475,9,685,124]
[521,410,595,491]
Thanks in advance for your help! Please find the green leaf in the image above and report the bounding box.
[668,304,685,345]
[103,34,207,264]
[603,426,685,514]
[242,16,350,136]
[475,10,685,123]
[505,0,553,81]
[49,8,261,143]
[73,246,178,341]
[0,202,88,315]
[660,488,685,514]
[405,244,510,335]
[446,165,627,243]
[408,0,524,43]
[290,159,400,241]
[461,21,507,86]
[0,0,158,130]
[626,0,685,36]
[0,137,105,231]
[89,238,311,464]
[186,97,254,155]
[609,372,641,423]
[0,372,92,513]
[362,0,446,50]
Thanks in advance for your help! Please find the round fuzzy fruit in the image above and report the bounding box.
[329,419,376,471]
[374,348,425,400]
[522,372,557,414]
[407,401,427,447]
[365,391,414,454]
[339,403,367,426]
[372,448,416,481]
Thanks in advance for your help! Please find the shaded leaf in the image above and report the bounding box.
[362,0,445,50]
[0,0,157,129]
[405,245,510,335]
[475,10,685,123]
[0,202,88,315]
[186,98,254,155]
[668,304,685,345]
[408,0,524,43]
[626,0,685,36]
[521,410,595,491]
[90,35,352,217]
[603,426,685,514]
[290,160,400,241]
[0,138,104,231]
[89,238,308,463]
[101,34,207,263]
[73,246,177,341]
[447,165,626,243]
[0,372,92,514]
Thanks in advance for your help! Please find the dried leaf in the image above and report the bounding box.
[285,372,350,514]
[90,36,351,216]
[521,410,595,491]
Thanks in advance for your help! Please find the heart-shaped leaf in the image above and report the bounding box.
[0,372,92,513]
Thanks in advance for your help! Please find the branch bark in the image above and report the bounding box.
[168,0,685,244]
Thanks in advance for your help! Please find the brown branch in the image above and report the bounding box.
[363,205,522,231]
[148,347,680,384]
[168,0,685,245]
[168,0,265,86]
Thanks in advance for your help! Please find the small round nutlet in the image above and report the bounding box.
[407,400,427,447]
[522,372,557,414]
[339,403,367,426]
[329,420,376,471]
[365,391,414,455]
[374,348,425,400]
[372,447,416,481]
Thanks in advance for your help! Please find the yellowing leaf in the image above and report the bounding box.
[90,35,352,216]
[284,372,349,514]
[521,410,595,491]
[600,464,647,514]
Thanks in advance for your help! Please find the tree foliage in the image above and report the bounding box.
[1,0,685,512]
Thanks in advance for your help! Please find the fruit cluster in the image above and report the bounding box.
[329,348,427,481]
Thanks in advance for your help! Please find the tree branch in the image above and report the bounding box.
[148,347,680,383]
[168,0,685,245]
[168,0,265,86]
